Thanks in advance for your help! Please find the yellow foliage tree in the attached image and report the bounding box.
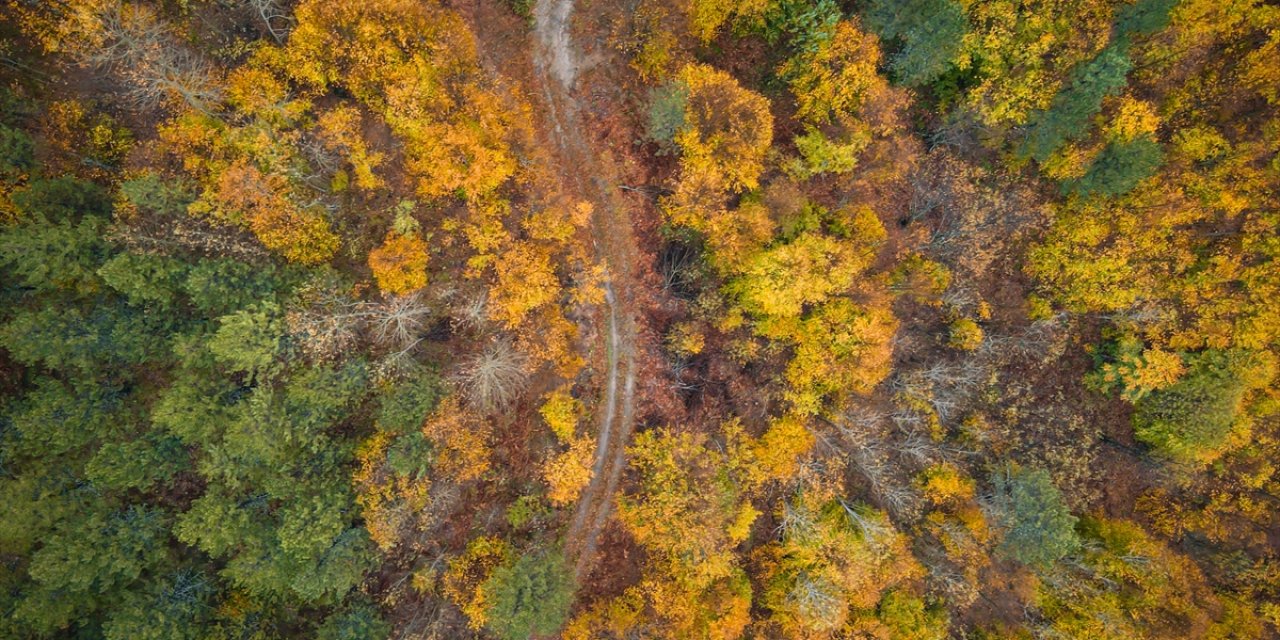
[758,491,924,636]
[539,389,583,442]
[728,230,875,320]
[353,431,431,551]
[725,415,814,489]
[616,426,759,637]
[782,19,885,124]
[282,0,524,200]
[674,63,774,193]
[543,435,594,506]
[687,0,770,43]
[442,535,513,630]
[213,160,339,265]
[957,0,1114,127]
[368,231,429,294]
[488,242,561,329]
[784,299,897,415]
[422,397,492,483]
[917,463,976,505]
[316,106,385,191]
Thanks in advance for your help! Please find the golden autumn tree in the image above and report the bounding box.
[154,62,351,266]
[442,535,514,630]
[727,228,877,321]
[674,63,774,194]
[956,0,1115,128]
[1037,516,1262,638]
[612,426,759,638]
[368,231,429,295]
[316,106,385,192]
[687,0,770,44]
[212,160,339,265]
[421,397,492,483]
[280,0,524,201]
[542,436,594,506]
[353,430,431,551]
[488,242,562,329]
[758,491,924,637]
[784,298,897,414]
[720,202,894,414]
[781,19,885,125]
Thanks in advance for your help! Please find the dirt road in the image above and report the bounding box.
[532,0,640,580]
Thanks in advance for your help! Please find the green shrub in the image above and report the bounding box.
[1065,135,1163,198]
[1134,350,1273,465]
[483,550,575,640]
[988,465,1080,570]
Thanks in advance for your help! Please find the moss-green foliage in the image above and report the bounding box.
[1066,135,1164,198]
[11,506,168,634]
[85,432,189,492]
[0,178,110,294]
[99,571,216,640]
[755,0,841,48]
[875,590,950,640]
[790,127,867,178]
[377,368,443,433]
[483,550,575,640]
[119,173,194,216]
[182,258,285,316]
[316,603,391,640]
[864,0,967,87]
[12,175,111,220]
[505,494,552,528]
[0,123,34,180]
[988,465,1080,570]
[98,252,190,310]
[1020,44,1132,162]
[385,430,434,478]
[206,303,286,379]
[1134,350,1274,465]
[501,0,535,21]
[646,81,688,155]
[0,153,384,635]
[1,302,165,373]
[1114,0,1178,38]
[1036,517,1259,638]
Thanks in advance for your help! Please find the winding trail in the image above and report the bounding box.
[532,0,640,580]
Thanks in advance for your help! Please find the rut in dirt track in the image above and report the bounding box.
[532,0,640,581]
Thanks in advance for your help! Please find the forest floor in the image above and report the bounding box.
[531,0,642,580]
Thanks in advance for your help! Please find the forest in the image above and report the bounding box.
[0,0,1278,637]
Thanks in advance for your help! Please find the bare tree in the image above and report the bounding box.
[286,286,365,362]
[125,46,223,113]
[785,572,843,630]
[239,0,294,42]
[285,287,435,363]
[893,428,940,466]
[456,340,529,412]
[838,499,895,551]
[110,213,271,261]
[776,495,817,540]
[919,543,979,607]
[369,292,433,353]
[82,2,223,113]
[449,293,490,332]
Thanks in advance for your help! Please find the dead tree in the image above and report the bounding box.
[456,340,529,412]
[83,2,223,114]
[240,0,294,42]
